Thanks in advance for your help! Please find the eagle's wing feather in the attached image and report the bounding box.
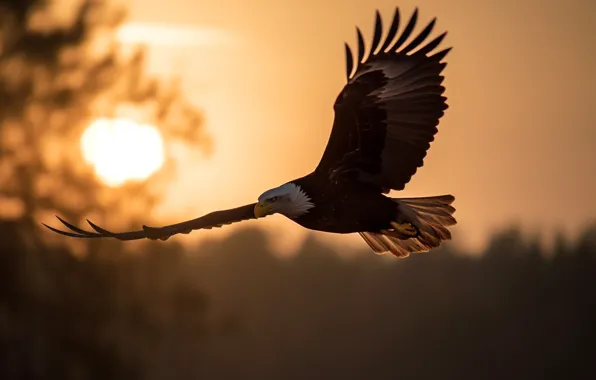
[316,7,450,192]
[43,203,258,241]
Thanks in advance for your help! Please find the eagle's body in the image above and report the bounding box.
[290,173,397,234]
[45,7,458,258]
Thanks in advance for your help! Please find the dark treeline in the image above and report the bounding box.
[1,221,595,380]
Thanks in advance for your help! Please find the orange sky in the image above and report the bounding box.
[119,0,596,253]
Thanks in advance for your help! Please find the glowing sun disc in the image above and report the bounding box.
[81,118,165,187]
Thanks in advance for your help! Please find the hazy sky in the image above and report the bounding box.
[120,0,596,253]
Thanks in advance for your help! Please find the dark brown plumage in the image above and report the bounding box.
[43,204,257,241]
[318,7,450,192]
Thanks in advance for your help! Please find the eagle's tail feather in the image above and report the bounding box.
[359,194,456,258]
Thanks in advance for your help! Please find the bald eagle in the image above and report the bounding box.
[44,7,456,257]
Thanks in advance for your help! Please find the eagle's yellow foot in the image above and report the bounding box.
[390,222,418,238]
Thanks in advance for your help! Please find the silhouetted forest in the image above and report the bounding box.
[1,222,595,379]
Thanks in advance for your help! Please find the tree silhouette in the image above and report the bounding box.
[0,0,209,232]
[0,3,211,375]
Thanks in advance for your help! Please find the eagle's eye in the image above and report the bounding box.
[269,196,278,202]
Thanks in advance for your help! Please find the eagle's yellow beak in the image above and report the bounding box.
[254,201,272,218]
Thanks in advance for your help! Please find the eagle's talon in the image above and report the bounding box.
[390,222,418,238]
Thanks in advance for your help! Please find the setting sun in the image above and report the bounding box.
[81,118,165,187]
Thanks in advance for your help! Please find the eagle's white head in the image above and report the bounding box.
[255,182,314,219]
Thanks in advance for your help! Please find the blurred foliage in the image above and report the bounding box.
[0,220,595,379]
[0,0,209,232]
[0,219,209,379]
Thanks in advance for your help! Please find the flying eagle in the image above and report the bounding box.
[44,7,456,257]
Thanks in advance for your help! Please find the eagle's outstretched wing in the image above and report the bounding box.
[43,203,257,241]
[316,7,450,192]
